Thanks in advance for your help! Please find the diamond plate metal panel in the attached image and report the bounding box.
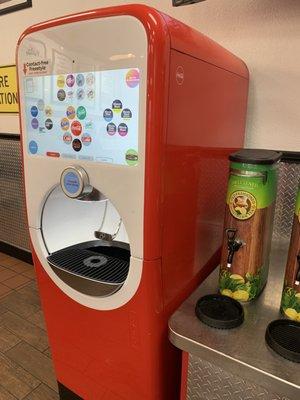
[0,136,30,251]
[187,354,291,400]
[273,162,300,242]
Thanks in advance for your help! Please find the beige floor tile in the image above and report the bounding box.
[0,257,22,268]
[0,384,18,400]
[16,284,41,308]
[2,275,32,290]
[0,291,40,320]
[6,262,32,274]
[0,326,22,352]
[0,284,12,299]
[0,268,17,282]
[6,342,58,392]
[0,351,40,399]
[24,383,59,400]
[0,311,49,352]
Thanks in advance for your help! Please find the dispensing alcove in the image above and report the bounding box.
[42,185,130,296]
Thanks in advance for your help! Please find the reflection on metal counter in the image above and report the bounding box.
[16,4,249,399]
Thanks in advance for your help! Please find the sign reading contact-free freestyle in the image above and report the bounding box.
[0,65,19,113]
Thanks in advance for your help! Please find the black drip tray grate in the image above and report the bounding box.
[47,247,129,284]
[266,319,300,362]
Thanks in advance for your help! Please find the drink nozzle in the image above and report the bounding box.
[295,254,300,286]
[226,228,245,268]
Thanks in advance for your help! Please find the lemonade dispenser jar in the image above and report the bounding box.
[219,149,281,302]
[281,183,300,321]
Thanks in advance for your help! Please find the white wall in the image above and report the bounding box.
[0,0,299,151]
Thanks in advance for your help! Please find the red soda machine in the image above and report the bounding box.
[16,4,248,399]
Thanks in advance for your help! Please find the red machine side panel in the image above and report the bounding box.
[162,49,249,309]
[33,251,180,400]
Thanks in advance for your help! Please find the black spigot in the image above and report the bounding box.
[226,228,244,268]
[295,254,300,286]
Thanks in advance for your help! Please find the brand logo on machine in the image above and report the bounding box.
[176,66,184,85]
[229,191,257,220]
[26,45,40,57]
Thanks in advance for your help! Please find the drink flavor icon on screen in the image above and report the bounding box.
[66,106,75,120]
[126,69,140,88]
[31,118,39,129]
[57,75,65,88]
[63,133,72,144]
[76,74,85,87]
[45,119,53,130]
[77,88,84,100]
[82,133,92,146]
[71,121,82,136]
[66,74,75,87]
[107,123,117,136]
[61,118,69,131]
[57,89,66,101]
[45,105,52,117]
[30,106,38,117]
[86,73,94,86]
[103,108,113,122]
[29,140,38,154]
[37,99,44,111]
[112,99,122,113]
[121,108,132,119]
[77,106,86,120]
[125,149,138,166]
[72,138,82,152]
[118,123,128,137]
[87,89,94,100]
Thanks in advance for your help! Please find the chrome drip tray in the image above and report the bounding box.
[47,240,130,296]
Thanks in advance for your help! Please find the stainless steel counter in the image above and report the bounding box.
[169,243,300,400]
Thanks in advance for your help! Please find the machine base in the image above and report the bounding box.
[58,382,83,400]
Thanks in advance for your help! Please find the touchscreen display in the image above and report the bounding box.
[23,68,140,166]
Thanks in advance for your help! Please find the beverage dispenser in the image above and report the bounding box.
[17,5,248,399]
[281,183,300,321]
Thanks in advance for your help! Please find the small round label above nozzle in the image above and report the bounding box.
[60,165,92,199]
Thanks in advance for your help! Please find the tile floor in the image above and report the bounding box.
[0,252,59,400]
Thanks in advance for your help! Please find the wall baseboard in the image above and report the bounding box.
[0,241,32,264]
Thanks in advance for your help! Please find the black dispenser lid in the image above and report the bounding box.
[229,149,282,165]
[265,319,300,363]
[195,294,244,329]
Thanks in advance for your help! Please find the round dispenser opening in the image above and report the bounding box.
[41,185,130,297]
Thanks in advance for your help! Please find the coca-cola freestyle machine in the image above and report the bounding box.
[17,5,248,399]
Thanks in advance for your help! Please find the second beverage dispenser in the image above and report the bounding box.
[219,149,281,302]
